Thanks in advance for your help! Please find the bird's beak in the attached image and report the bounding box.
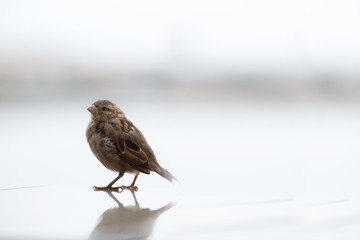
[87,105,100,114]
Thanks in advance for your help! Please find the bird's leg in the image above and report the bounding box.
[131,190,140,207]
[106,191,125,208]
[121,172,139,192]
[93,172,124,192]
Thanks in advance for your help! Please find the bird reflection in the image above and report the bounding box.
[89,191,174,240]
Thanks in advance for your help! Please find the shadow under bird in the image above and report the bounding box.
[86,100,176,191]
[88,191,174,240]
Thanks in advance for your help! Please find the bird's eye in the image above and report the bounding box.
[101,107,109,111]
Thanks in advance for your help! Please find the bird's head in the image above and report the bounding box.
[88,100,125,121]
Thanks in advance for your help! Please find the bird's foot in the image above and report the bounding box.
[121,185,138,192]
[92,186,124,192]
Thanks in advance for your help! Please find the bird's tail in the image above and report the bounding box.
[155,166,177,183]
[154,202,175,217]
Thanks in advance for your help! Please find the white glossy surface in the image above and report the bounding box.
[1,99,360,239]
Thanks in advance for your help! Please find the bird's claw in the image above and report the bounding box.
[92,186,124,192]
[121,185,138,192]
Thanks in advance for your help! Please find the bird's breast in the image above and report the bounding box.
[87,122,124,172]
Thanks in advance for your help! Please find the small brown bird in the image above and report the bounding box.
[86,100,175,192]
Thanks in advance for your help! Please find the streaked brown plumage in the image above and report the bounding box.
[86,100,176,191]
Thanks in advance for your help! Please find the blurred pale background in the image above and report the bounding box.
[1,1,360,239]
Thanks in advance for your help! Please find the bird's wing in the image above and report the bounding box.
[106,120,149,167]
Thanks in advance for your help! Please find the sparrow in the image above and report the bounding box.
[86,100,176,192]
